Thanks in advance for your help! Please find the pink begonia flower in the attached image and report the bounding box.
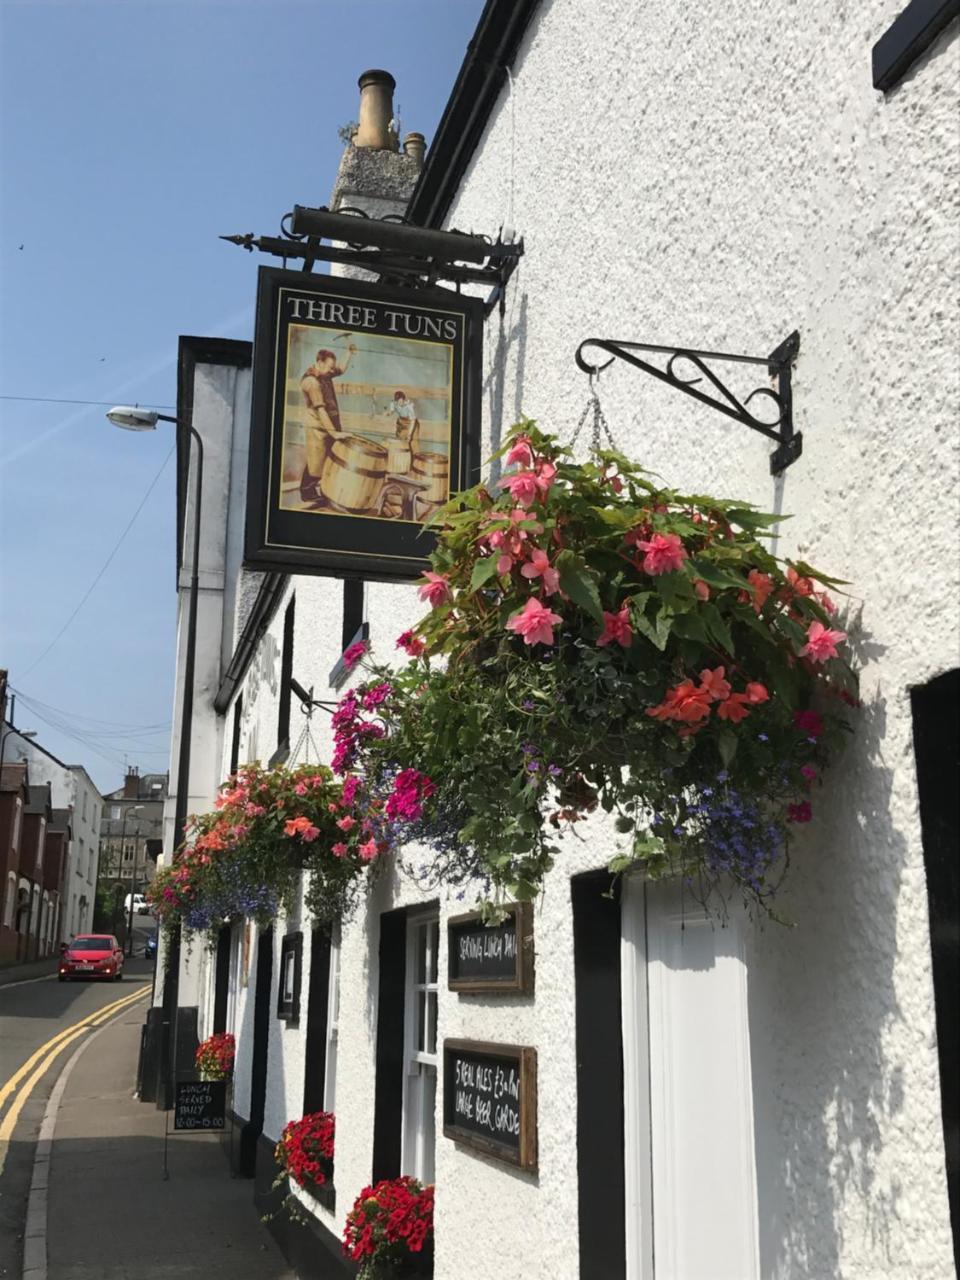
[497,553,514,575]
[336,815,356,832]
[694,579,710,601]
[284,816,320,842]
[746,569,774,613]
[597,605,633,648]
[800,620,847,663]
[520,548,560,595]
[534,460,557,495]
[717,693,752,723]
[417,571,452,608]
[819,592,838,615]
[506,597,564,647]
[294,782,308,796]
[636,532,687,575]
[788,800,812,823]
[787,566,815,596]
[505,436,534,468]
[800,765,817,786]
[342,640,367,668]
[745,682,769,704]
[331,842,349,858]
[498,470,540,508]
[358,839,378,862]
[699,666,732,702]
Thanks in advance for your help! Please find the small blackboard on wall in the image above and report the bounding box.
[174,1080,226,1131]
[442,1039,537,1170]
[447,902,534,994]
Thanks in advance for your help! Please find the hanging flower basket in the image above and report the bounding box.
[340,420,858,916]
[195,1032,235,1081]
[146,763,370,940]
[343,1176,434,1279]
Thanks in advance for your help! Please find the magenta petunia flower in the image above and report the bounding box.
[787,801,812,823]
[342,640,368,668]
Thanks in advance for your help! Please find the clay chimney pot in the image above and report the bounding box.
[355,69,397,151]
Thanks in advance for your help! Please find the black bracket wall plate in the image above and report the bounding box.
[574,331,802,474]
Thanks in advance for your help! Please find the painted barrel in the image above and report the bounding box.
[386,438,412,475]
[411,451,449,503]
[319,435,388,512]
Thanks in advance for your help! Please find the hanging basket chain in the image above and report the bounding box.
[569,377,620,457]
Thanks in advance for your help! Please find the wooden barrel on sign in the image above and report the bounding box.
[410,452,449,504]
[319,435,388,512]
[386,438,412,475]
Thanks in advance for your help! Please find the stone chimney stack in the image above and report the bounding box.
[123,766,140,799]
[354,70,397,150]
[328,70,425,280]
[403,132,426,169]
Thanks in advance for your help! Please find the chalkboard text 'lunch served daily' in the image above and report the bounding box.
[174,1080,226,1131]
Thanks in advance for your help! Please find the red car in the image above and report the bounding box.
[59,935,124,982]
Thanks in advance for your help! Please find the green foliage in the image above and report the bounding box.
[350,421,858,916]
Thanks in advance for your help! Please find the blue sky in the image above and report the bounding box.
[0,0,482,791]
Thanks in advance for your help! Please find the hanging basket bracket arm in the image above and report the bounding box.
[574,332,802,474]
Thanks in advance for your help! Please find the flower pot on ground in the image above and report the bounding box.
[195,1032,235,1081]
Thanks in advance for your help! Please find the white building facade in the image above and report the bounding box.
[154,8,958,1279]
[2,728,102,940]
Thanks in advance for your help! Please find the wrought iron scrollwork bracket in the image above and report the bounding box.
[574,332,802,474]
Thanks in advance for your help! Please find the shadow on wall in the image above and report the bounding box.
[485,290,529,486]
[751,682,910,1278]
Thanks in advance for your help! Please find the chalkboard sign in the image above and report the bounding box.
[447,902,534,994]
[442,1039,537,1170]
[174,1080,226,1131]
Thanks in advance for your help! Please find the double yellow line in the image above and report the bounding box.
[0,983,149,1174]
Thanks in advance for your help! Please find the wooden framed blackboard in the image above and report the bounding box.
[174,1080,226,1131]
[442,1039,537,1170]
[447,902,534,994]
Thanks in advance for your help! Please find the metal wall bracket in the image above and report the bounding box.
[575,331,802,474]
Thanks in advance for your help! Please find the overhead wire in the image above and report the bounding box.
[0,395,176,410]
[21,442,176,677]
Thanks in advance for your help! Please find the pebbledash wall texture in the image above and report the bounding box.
[173,5,960,1279]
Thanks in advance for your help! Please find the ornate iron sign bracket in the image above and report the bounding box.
[222,205,523,317]
[574,332,801,474]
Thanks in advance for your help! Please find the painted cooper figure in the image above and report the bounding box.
[299,342,356,501]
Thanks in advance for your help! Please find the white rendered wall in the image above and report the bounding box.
[196,7,957,1274]
[433,2,958,1276]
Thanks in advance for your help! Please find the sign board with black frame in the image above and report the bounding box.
[174,1080,226,1131]
[277,931,302,1022]
[245,268,483,581]
[442,1039,537,1170]
[447,902,534,994]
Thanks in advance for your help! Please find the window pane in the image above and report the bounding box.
[427,991,437,1056]
[428,921,439,984]
[416,924,427,985]
[417,989,426,1052]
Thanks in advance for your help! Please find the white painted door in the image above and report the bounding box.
[622,878,760,1280]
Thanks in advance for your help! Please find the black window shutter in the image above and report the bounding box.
[572,872,626,1280]
[372,908,407,1183]
[302,928,332,1115]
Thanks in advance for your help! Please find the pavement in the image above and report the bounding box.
[42,1000,295,1279]
[0,959,59,989]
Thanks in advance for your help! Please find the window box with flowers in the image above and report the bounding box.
[332,420,858,921]
[343,1177,434,1279]
[269,1111,337,1221]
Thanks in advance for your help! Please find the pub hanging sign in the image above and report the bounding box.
[244,267,483,580]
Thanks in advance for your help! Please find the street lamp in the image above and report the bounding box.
[108,404,203,1109]
[123,804,144,956]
